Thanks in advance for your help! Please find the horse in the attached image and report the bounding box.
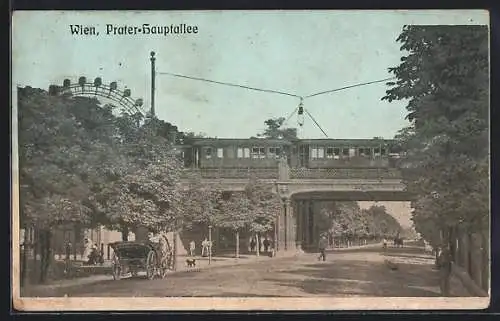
[393,237,404,248]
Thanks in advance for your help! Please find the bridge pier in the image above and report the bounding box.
[289,199,319,253]
[275,197,303,255]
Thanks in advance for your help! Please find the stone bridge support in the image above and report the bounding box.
[276,198,301,255]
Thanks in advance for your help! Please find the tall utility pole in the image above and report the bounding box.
[150,51,156,117]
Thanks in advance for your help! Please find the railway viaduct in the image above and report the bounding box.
[180,159,413,255]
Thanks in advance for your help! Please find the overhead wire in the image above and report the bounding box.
[304,109,329,138]
[304,77,396,99]
[157,70,396,139]
[156,71,302,99]
[285,106,300,124]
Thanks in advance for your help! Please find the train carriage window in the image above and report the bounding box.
[342,148,349,157]
[374,147,381,157]
[334,148,341,159]
[244,147,250,158]
[349,148,356,157]
[381,148,386,156]
[205,147,212,159]
[251,147,266,159]
[317,147,324,158]
[217,148,224,158]
[252,147,259,159]
[237,148,243,158]
[310,147,324,159]
[268,147,281,158]
[365,148,372,156]
[259,147,266,159]
[358,147,366,156]
[310,148,317,159]
[326,147,334,159]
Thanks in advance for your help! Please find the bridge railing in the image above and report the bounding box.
[289,168,402,179]
[182,168,279,179]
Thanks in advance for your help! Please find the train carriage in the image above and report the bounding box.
[180,137,400,175]
[291,139,394,169]
[185,138,294,179]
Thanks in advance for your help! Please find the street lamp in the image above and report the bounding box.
[150,51,156,117]
[208,225,212,265]
[275,184,289,254]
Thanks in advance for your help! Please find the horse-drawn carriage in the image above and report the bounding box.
[109,241,173,280]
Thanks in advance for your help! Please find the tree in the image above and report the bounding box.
[245,178,282,256]
[98,154,183,237]
[18,86,186,282]
[255,117,298,140]
[18,87,114,282]
[319,201,402,246]
[382,25,489,247]
[180,171,223,230]
[216,192,253,258]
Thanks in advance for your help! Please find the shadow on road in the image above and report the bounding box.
[168,293,294,298]
[263,253,446,297]
[328,245,426,255]
[382,252,434,261]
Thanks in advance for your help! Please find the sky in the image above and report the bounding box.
[11,10,488,228]
[12,10,488,140]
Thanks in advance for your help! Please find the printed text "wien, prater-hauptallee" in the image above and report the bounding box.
[69,24,199,36]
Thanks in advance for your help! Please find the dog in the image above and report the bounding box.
[186,258,196,268]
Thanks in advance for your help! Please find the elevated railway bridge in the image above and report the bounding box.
[177,138,412,254]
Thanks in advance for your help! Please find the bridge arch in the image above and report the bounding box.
[49,77,146,116]
[274,186,414,254]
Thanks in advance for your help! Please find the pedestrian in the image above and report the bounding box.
[382,237,388,250]
[263,238,270,252]
[250,238,256,252]
[318,234,328,262]
[82,236,97,264]
[189,240,196,257]
[437,246,452,296]
[201,238,209,257]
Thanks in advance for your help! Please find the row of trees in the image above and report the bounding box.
[182,175,281,257]
[383,25,489,252]
[18,86,282,282]
[318,202,402,246]
[19,87,183,239]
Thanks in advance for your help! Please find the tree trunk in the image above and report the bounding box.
[467,232,473,276]
[39,229,52,283]
[481,231,489,292]
[235,230,240,259]
[21,226,30,287]
[256,233,260,257]
[121,226,129,241]
[33,229,39,283]
[173,229,178,271]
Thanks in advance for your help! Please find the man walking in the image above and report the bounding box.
[437,245,452,296]
[263,238,270,253]
[201,238,209,257]
[318,234,328,262]
[189,240,196,257]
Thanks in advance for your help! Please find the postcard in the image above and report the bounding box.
[11,10,490,311]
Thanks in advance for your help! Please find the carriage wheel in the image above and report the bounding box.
[111,253,121,281]
[167,253,174,270]
[146,250,157,280]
